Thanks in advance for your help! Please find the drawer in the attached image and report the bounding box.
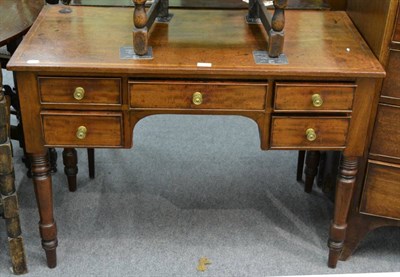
[360,161,400,220]
[393,4,400,42]
[39,77,122,105]
[41,112,123,147]
[381,51,400,101]
[270,117,349,149]
[274,83,355,112]
[370,104,400,160]
[129,81,267,110]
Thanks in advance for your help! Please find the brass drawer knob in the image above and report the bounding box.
[311,94,323,107]
[76,126,87,140]
[73,87,85,100]
[192,92,203,105]
[306,128,317,142]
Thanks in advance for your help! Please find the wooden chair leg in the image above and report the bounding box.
[1,87,28,274]
[304,151,320,193]
[296,150,306,181]
[87,148,95,179]
[63,148,78,192]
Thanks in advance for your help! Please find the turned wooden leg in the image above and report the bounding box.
[269,0,287,57]
[304,151,320,193]
[31,153,58,268]
[63,148,78,192]
[328,156,358,268]
[87,148,95,179]
[1,90,28,274]
[1,182,28,275]
[296,150,305,181]
[133,0,149,55]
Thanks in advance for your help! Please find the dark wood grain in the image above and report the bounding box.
[0,0,44,47]
[381,51,400,104]
[70,0,330,10]
[0,74,28,274]
[274,83,355,112]
[39,77,122,105]
[360,161,400,220]
[270,117,350,149]
[42,112,123,147]
[347,0,398,66]
[369,104,400,160]
[8,7,384,78]
[393,3,400,42]
[130,81,267,110]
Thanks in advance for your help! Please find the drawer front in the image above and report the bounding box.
[370,104,400,160]
[129,81,267,110]
[39,77,122,105]
[393,4,400,42]
[274,83,355,111]
[360,161,400,220]
[381,51,400,101]
[42,112,123,147]
[270,117,349,149]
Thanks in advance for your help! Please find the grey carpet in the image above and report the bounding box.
[1,69,399,276]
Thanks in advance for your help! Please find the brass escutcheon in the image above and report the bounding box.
[73,87,85,100]
[192,92,203,105]
[76,126,87,140]
[306,128,317,141]
[311,93,323,107]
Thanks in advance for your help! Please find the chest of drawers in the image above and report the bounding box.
[8,6,384,269]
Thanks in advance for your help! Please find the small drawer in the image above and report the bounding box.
[129,81,267,110]
[393,5,400,42]
[270,117,349,149]
[381,51,400,101]
[41,112,123,147]
[370,104,400,160]
[39,77,122,105]
[274,83,355,112]
[360,161,400,220]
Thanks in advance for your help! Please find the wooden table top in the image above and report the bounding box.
[0,0,44,47]
[70,0,330,10]
[8,6,384,78]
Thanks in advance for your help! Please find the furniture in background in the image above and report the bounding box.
[338,0,400,260]
[1,72,27,275]
[0,0,59,177]
[8,5,384,269]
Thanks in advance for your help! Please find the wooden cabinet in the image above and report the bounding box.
[337,0,400,261]
[360,161,400,220]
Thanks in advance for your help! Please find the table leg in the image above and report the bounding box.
[328,156,358,268]
[63,148,78,192]
[304,151,320,193]
[30,152,58,268]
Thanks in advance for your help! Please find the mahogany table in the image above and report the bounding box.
[8,5,385,270]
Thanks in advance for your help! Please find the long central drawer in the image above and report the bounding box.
[129,81,268,110]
